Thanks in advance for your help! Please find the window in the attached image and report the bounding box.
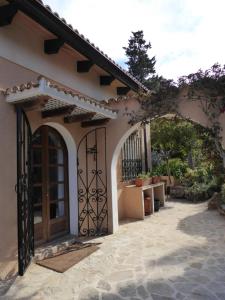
[121,131,143,181]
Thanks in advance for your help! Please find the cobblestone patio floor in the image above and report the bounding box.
[3,200,225,300]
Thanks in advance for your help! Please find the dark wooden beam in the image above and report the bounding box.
[77,60,93,73]
[81,118,110,127]
[44,38,64,54]
[64,112,96,124]
[100,76,115,86]
[14,1,148,93]
[42,105,75,118]
[117,87,131,96]
[0,3,18,27]
[14,97,49,112]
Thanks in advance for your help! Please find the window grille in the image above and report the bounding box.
[121,131,143,181]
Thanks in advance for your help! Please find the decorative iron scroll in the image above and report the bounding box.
[77,128,108,236]
[16,107,34,276]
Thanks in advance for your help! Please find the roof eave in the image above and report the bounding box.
[9,0,149,93]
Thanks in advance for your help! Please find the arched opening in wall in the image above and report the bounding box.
[111,122,145,230]
[32,126,69,245]
[111,114,224,232]
[77,127,108,237]
[150,115,224,203]
[32,123,78,246]
[116,127,147,222]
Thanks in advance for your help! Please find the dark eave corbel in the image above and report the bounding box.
[81,118,110,127]
[100,75,115,86]
[44,38,64,54]
[77,60,93,73]
[0,3,18,27]
[117,87,131,96]
[42,105,75,118]
[10,0,148,93]
[64,112,96,123]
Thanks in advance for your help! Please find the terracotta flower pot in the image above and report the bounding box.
[152,176,161,184]
[135,178,144,187]
[135,178,152,187]
[148,177,153,185]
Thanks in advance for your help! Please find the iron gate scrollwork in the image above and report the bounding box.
[77,127,108,236]
[16,107,34,276]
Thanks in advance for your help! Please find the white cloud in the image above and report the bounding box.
[43,0,225,80]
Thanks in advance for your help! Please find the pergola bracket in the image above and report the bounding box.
[81,118,110,127]
[42,105,75,118]
[64,112,96,123]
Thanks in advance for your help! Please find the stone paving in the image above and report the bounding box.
[3,200,225,300]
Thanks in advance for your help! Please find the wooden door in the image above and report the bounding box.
[32,126,69,245]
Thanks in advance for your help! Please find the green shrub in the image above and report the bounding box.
[137,172,149,179]
[185,182,209,202]
[184,178,222,202]
[169,158,188,179]
[152,158,188,179]
[183,164,215,186]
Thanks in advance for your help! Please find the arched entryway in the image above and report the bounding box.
[32,125,69,245]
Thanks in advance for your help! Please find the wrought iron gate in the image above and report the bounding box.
[16,107,34,276]
[77,128,108,236]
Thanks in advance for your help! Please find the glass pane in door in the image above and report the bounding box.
[34,206,43,224]
[49,184,64,201]
[50,201,65,219]
[49,148,64,164]
[49,166,64,182]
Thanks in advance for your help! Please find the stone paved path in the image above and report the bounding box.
[3,201,225,300]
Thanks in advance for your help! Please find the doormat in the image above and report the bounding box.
[36,242,100,273]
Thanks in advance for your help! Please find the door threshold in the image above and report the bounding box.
[34,234,79,261]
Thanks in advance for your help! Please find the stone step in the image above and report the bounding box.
[34,234,78,261]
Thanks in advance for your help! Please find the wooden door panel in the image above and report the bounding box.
[32,126,69,245]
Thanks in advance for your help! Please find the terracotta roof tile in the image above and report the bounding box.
[4,76,118,116]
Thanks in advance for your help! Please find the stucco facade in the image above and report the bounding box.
[1,0,224,282]
[0,2,149,280]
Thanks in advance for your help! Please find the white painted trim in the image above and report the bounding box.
[6,78,118,119]
[45,122,78,236]
[110,123,140,233]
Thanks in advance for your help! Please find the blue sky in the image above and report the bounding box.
[43,0,225,80]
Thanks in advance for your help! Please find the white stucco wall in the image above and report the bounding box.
[0,93,17,280]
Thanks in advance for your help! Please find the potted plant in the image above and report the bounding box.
[151,169,161,184]
[135,173,152,187]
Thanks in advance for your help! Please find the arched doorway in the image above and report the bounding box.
[32,125,69,245]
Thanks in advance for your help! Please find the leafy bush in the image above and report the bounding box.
[169,158,188,179]
[184,178,222,202]
[137,172,149,179]
[185,183,208,202]
[152,158,188,179]
[183,164,215,186]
